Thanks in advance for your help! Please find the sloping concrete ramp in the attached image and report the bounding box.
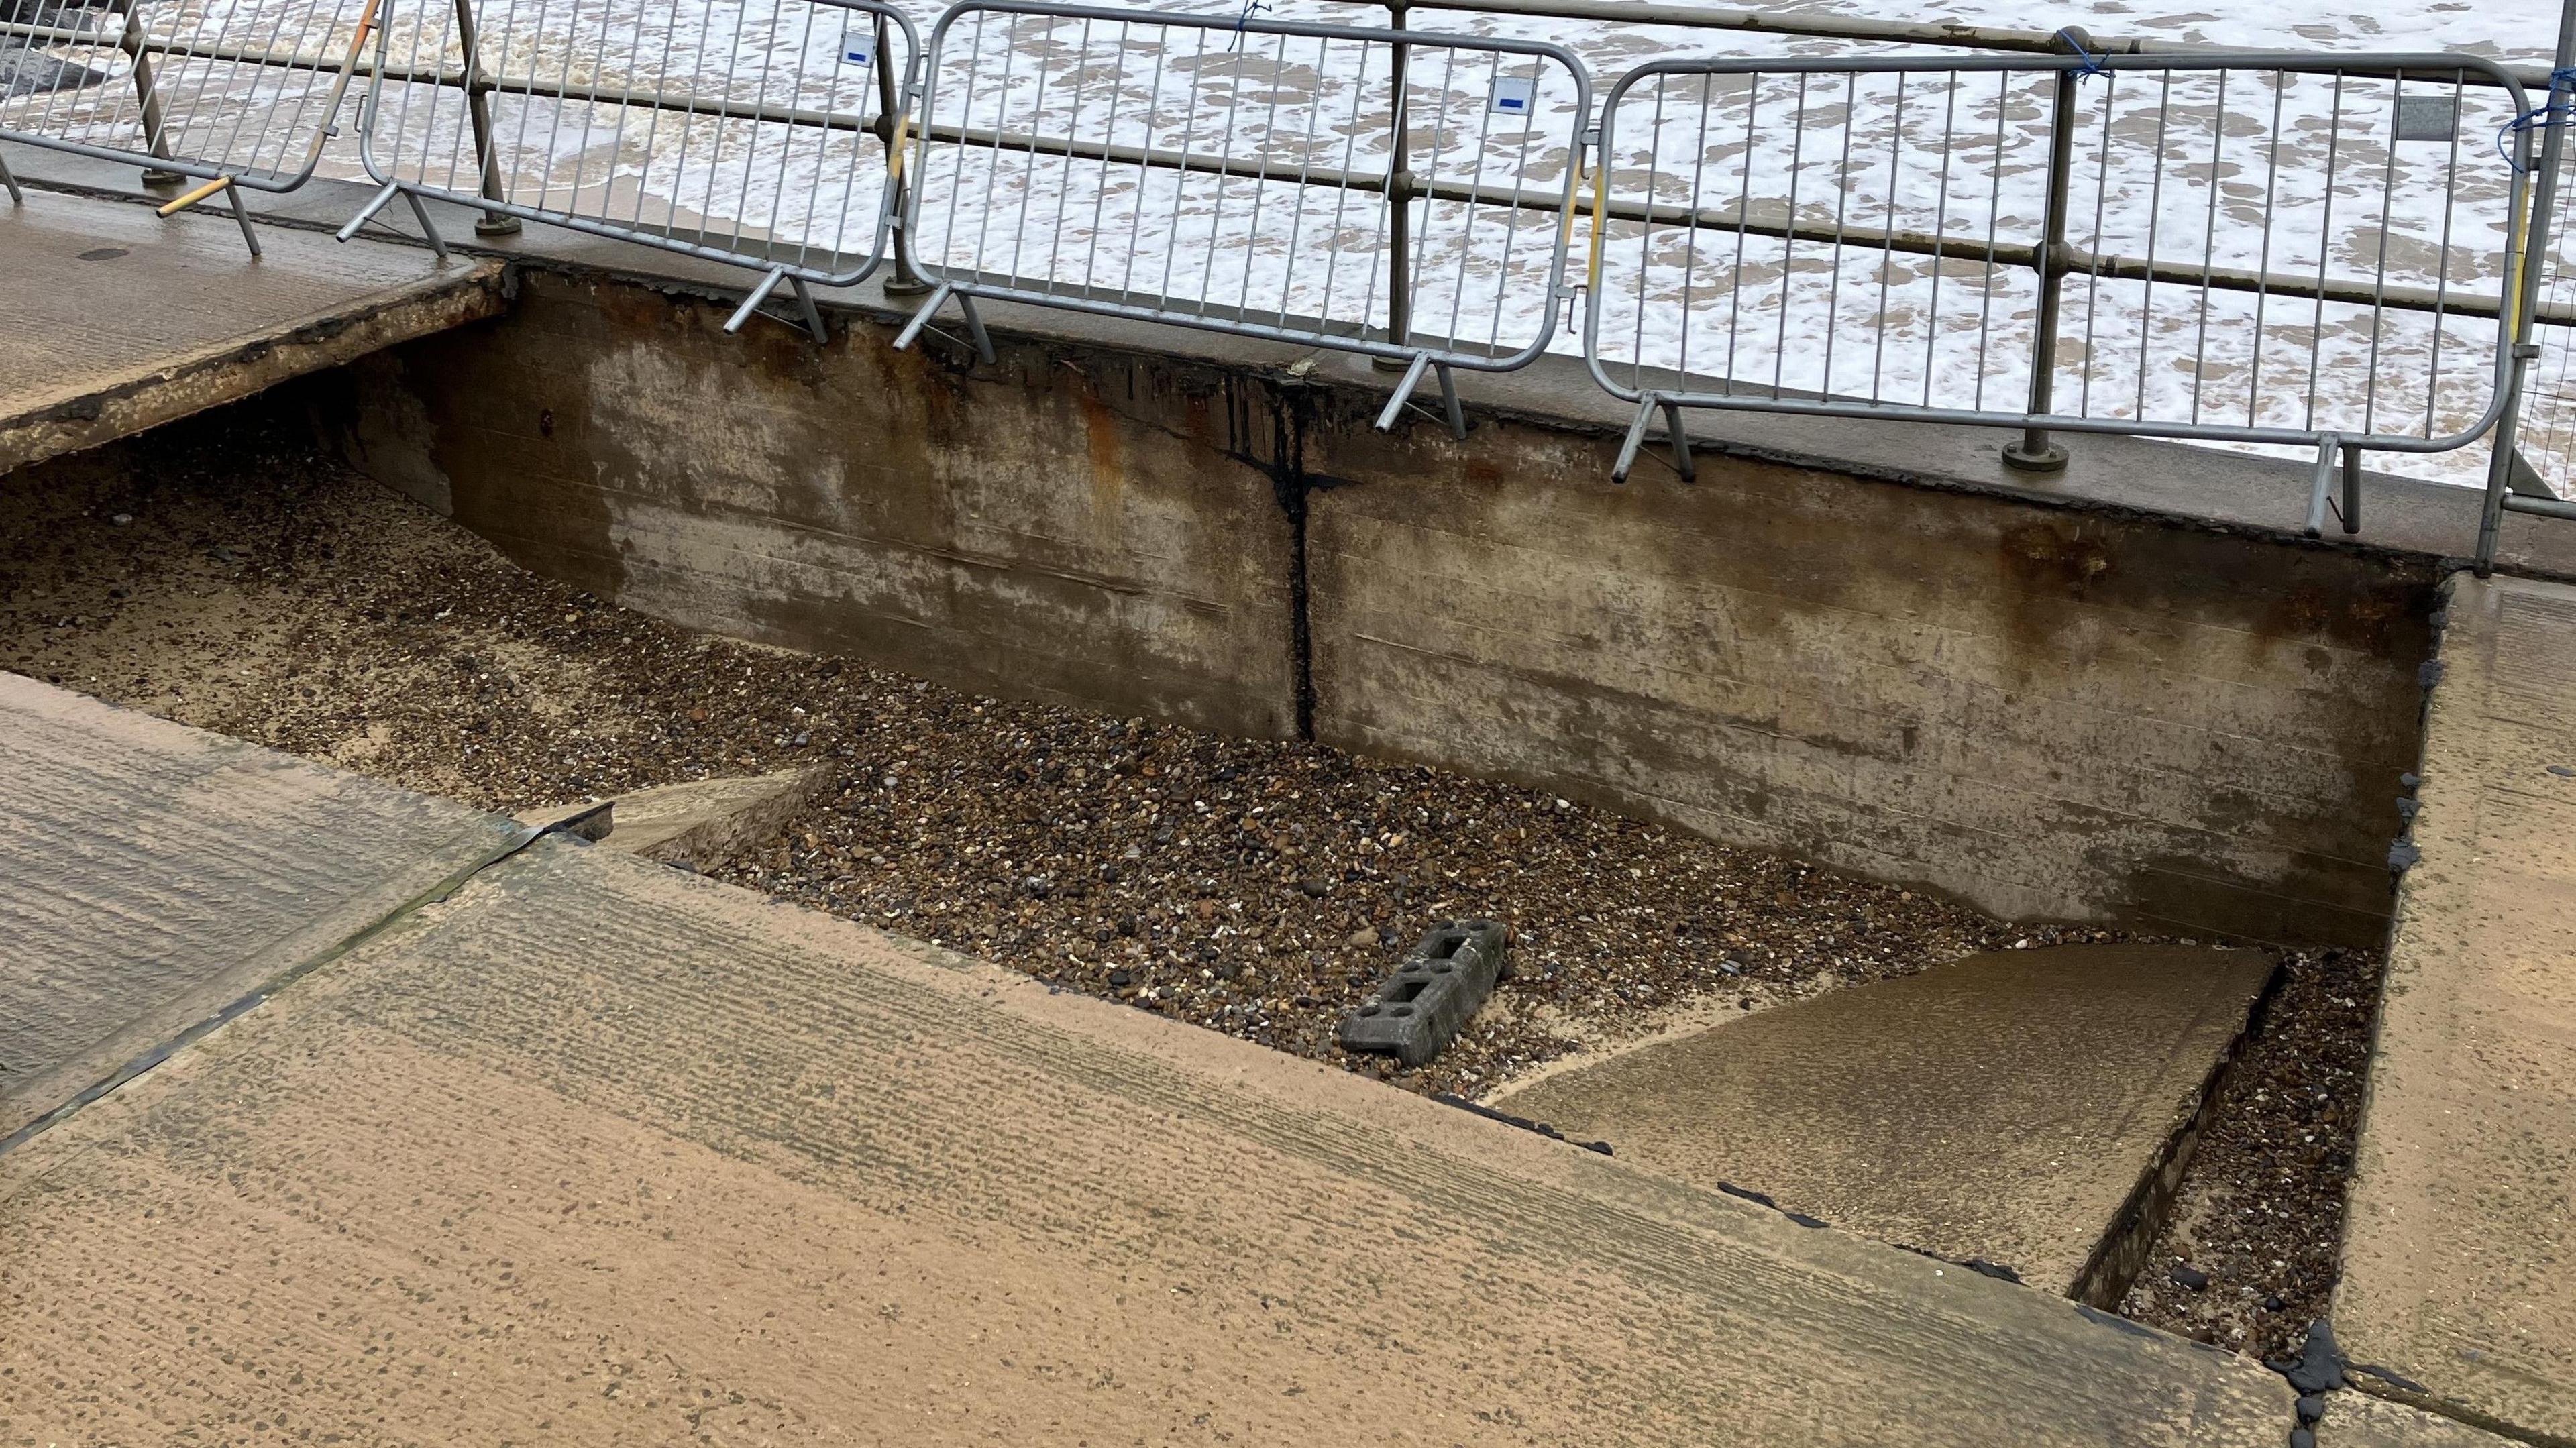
[0,190,503,474]
[0,676,2304,1444]
[2335,572,2576,1442]
[1489,944,2273,1300]
[0,674,528,1141]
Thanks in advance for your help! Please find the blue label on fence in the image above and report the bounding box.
[841,25,872,66]
[1490,76,1535,115]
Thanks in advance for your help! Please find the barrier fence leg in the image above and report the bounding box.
[892,282,994,365]
[402,189,449,259]
[336,180,401,241]
[1436,362,1464,441]
[724,267,791,335]
[222,181,260,258]
[790,278,827,345]
[1375,352,1432,433]
[2339,440,2362,536]
[1660,396,1696,482]
[0,148,21,205]
[2304,434,2343,538]
[1612,394,1660,485]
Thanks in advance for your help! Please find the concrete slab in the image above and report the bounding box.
[518,768,824,866]
[0,189,503,474]
[2334,572,2576,1442]
[0,782,2301,1441]
[2318,1394,2520,1447]
[0,673,527,1141]
[1487,944,2275,1299]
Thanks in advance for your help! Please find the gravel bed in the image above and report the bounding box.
[1,401,2371,1345]
[2117,947,2383,1361]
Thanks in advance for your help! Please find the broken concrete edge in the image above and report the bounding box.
[15,165,2563,589]
[2273,1325,2561,1448]
[2069,952,2295,1310]
[513,767,830,871]
[0,260,508,477]
[0,805,611,1159]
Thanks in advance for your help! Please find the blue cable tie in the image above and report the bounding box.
[2057,28,2108,84]
[2498,68,2576,172]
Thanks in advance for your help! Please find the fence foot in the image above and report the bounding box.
[720,270,828,345]
[1662,396,1696,482]
[2335,440,2362,536]
[1371,353,1466,440]
[404,190,449,258]
[724,267,791,336]
[892,282,994,364]
[221,181,261,259]
[1611,394,1693,484]
[0,149,21,206]
[790,277,827,345]
[335,181,401,243]
[2303,433,2343,539]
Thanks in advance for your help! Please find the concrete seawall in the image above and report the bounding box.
[318,266,2439,948]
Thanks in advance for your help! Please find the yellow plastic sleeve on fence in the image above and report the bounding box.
[1585,160,1607,293]
[157,174,234,217]
[889,111,911,186]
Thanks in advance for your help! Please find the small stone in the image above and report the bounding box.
[2289,1432,2314,1448]
[2294,1396,2323,1425]
[1345,928,1375,946]
[1107,969,1132,988]
[2264,1294,2286,1312]
[1299,877,1330,898]
[111,513,133,525]
[2169,1263,2210,1291]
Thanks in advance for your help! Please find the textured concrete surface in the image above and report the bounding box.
[0,189,504,474]
[1487,944,2275,1298]
[0,829,2302,1445]
[2335,572,2576,1443]
[2319,1394,2520,1447]
[0,673,527,1141]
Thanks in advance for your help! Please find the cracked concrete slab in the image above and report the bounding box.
[0,189,503,474]
[2334,573,2576,1442]
[1485,944,2275,1299]
[1,719,2301,1442]
[0,673,526,1140]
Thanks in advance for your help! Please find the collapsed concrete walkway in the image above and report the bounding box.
[1487,944,2273,1301]
[0,189,502,474]
[2335,572,2576,1442]
[0,673,2304,1445]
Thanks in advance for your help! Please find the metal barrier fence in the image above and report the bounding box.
[2477,3,2576,565]
[344,0,920,337]
[894,1,1589,435]
[1581,50,2536,531]
[7,0,2575,541]
[0,0,382,252]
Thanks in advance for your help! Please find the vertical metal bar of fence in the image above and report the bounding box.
[2004,31,2085,471]
[450,0,520,235]
[1381,0,1413,367]
[113,0,181,184]
[875,7,928,292]
[2477,0,2576,571]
